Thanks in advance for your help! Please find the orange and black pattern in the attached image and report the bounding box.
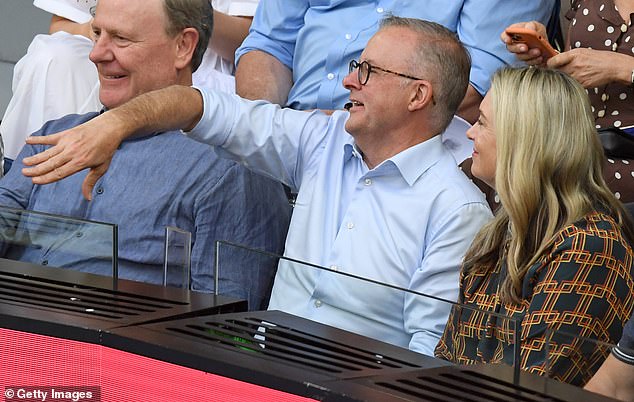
[435,211,634,386]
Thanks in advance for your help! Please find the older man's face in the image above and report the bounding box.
[90,0,184,109]
[342,26,422,141]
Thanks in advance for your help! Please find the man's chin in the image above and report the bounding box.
[99,94,131,110]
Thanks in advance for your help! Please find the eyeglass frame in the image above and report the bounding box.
[349,59,424,86]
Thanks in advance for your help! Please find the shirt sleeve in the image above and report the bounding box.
[33,0,95,23]
[189,161,291,310]
[458,0,558,94]
[513,225,634,385]
[613,314,634,365]
[188,87,333,192]
[406,202,493,356]
[235,0,309,69]
[225,0,260,17]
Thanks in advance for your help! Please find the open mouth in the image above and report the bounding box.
[345,100,364,111]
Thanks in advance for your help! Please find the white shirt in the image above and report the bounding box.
[190,89,493,355]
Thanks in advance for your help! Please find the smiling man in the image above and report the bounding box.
[0,0,291,309]
[21,17,491,355]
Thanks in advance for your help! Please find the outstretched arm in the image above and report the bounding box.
[21,85,203,199]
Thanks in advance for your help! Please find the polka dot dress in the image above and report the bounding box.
[567,0,634,202]
[567,0,634,129]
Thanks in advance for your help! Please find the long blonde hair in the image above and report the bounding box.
[463,66,634,304]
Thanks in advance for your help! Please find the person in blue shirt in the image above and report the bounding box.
[20,17,492,355]
[0,0,291,310]
[234,0,558,123]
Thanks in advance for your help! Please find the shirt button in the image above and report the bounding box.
[612,43,618,51]
[327,73,335,80]
[376,7,384,13]
[42,260,48,266]
[330,264,339,271]
[75,231,83,238]
[314,300,322,308]
[347,222,354,229]
[96,187,104,195]
[345,33,352,40]
[364,178,372,186]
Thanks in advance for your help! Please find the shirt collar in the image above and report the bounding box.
[342,135,445,186]
[382,135,446,186]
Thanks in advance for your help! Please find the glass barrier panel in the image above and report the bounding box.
[541,327,620,393]
[163,226,192,290]
[0,206,118,279]
[214,240,523,381]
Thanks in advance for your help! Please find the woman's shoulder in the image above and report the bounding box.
[539,210,632,272]
[556,210,626,245]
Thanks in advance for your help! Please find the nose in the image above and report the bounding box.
[342,69,361,91]
[466,124,476,141]
[89,33,113,64]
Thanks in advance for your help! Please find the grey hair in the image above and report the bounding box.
[162,0,213,72]
[379,16,471,132]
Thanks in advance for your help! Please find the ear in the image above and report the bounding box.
[407,80,434,112]
[174,27,199,70]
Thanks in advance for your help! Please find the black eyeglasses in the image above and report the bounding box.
[349,59,424,86]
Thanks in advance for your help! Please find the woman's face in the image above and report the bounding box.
[467,92,497,189]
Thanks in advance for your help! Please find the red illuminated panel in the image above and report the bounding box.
[0,328,316,402]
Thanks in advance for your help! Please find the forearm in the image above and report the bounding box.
[585,354,634,399]
[456,85,483,125]
[235,50,293,104]
[210,11,252,63]
[49,15,92,38]
[109,85,204,139]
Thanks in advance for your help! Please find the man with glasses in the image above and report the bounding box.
[20,17,492,355]
[234,0,558,124]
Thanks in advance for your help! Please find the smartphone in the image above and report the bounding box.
[505,27,559,59]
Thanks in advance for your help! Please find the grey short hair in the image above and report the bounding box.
[380,16,471,132]
[162,0,213,72]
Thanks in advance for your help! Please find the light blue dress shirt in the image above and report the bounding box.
[236,0,557,110]
[190,90,493,355]
[0,112,291,309]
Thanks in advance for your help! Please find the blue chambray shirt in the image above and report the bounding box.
[189,89,493,355]
[0,112,291,309]
[236,0,557,110]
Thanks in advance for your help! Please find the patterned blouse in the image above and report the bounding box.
[435,211,634,386]
[567,0,634,129]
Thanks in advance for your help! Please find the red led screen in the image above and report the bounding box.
[0,328,316,402]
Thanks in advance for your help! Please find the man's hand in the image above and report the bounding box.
[21,111,127,200]
[501,21,549,66]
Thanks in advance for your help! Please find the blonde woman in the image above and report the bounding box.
[435,66,634,386]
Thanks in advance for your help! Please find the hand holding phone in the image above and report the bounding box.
[504,27,559,60]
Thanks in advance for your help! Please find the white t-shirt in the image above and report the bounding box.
[193,0,260,92]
